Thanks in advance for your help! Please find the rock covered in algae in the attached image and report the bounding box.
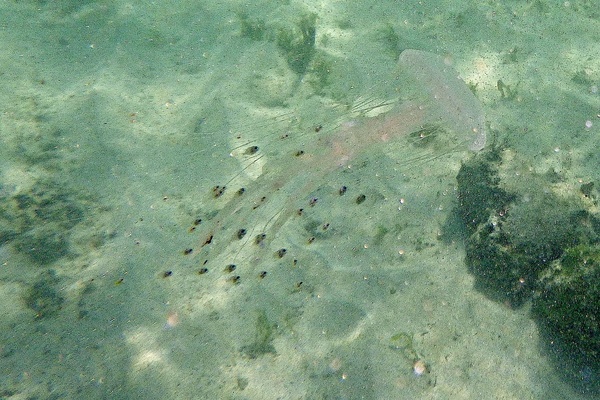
[533,244,600,392]
[456,146,600,391]
[457,147,600,307]
[534,244,600,357]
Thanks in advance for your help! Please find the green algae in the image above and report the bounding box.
[25,269,64,318]
[533,244,600,359]
[238,12,267,41]
[0,179,86,264]
[458,148,600,306]
[276,12,317,75]
[390,332,422,364]
[237,11,317,76]
[240,310,277,359]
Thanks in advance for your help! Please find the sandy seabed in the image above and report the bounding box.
[0,1,599,399]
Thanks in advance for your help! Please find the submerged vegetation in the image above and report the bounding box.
[457,147,600,390]
[0,179,87,264]
[25,269,64,318]
[534,244,600,358]
[240,310,277,359]
[275,12,317,75]
[238,11,317,76]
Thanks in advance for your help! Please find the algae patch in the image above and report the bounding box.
[240,310,277,359]
[24,269,64,318]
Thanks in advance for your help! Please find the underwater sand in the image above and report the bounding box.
[0,1,599,399]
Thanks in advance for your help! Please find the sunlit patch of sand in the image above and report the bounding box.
[126,329,166,370]
[461,52,502,96]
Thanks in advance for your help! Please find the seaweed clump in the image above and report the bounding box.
[0,179,86,265]
[534,244,600,355]
[236,11,362,100]
[238,11,267,41]
[240,310,277,359]
[456,146,600,392]
[238,11,317,76]
[457,148,598,307]
[25,269,64,318]
[533,244,600,392]
[275,12,316,75]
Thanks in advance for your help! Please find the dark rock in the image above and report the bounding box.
[457,148,598,306]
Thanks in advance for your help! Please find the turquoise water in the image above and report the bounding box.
[0,1,599,398]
